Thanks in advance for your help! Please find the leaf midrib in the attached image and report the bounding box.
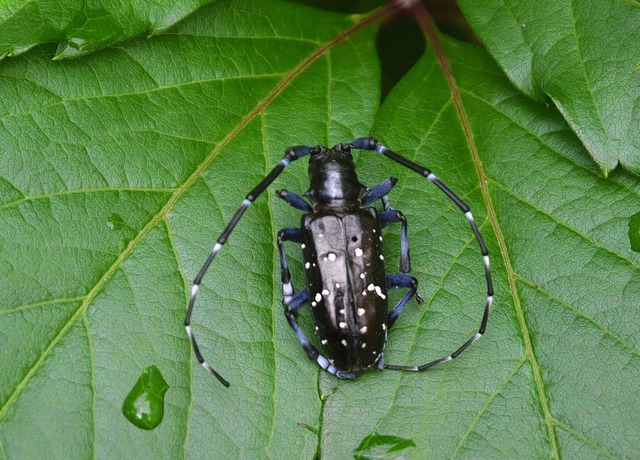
[0,1,391,433]
[415,9,560,456]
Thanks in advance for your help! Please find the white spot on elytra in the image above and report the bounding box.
[379,254,384,260]
[357,308,365,316]
[321,339,328,345]
[339,309,345,315]
[315,293,322,302]
[382,323,387,331]
[322,289,329,296]
[301,243,306,249]
[328,252,336,261]
[379,236,383,241]
[335,282,341,288]
[367,283,375,291]
[305,262,311,269]
[341,339,347,347]
[339,322,347,329]
[360,326,367,334]
[374,286,386,299]
[311,301,317,307]
[361,343,367,349]
[355,248,363,257]
[360,273,365,279]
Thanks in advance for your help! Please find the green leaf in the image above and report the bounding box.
[0,0,214,60]
[458,0,640,175]
[353,432,416,458]
[322,36,640,458]
[1,1,639,459]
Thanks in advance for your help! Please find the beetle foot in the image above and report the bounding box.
[336,370,358,380]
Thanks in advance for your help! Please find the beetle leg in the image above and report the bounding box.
[284,290,317,359]
[373,274,423,372]
[386,274,423,328]
[277,227,302,305]
[361,177,398,206]
[379,208,411,273]
[284,290,356,379]
[276,189,313,212]
[278,226,354,379]
[186,145,316,387]
[349,137,493,372]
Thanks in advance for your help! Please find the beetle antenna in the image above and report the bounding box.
[348,137,494,371]
[185,145,314,386]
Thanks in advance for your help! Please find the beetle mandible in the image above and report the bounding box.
[185,138,494,386]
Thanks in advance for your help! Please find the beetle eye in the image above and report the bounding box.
[310,146,323,156]
[331,143,350,155]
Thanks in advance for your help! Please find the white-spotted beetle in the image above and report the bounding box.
[185,138,493,386]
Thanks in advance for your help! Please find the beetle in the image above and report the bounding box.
[185,138,493,386]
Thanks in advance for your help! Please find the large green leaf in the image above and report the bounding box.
[1,0,639,458]
[457,0,640,176]
[0,0,214,60]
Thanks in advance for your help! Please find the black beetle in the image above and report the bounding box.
[185,138,493,386]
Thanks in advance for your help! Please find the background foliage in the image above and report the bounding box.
[1,0,639,458]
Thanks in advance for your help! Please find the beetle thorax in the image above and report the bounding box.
[305,144,365,212]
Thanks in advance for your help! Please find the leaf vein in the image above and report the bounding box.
[0,1,391,430]
[449,358,528,459]
[0,296,84,316]
[491,179,639,269]
[0,72,287,121]
[81,313,97,460]
[518,277,640,356]
[0,188,174,211]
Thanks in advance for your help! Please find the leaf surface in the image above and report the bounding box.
[319,35,640,458]
[1,1,639,459]
[0,0,214,60]
[458,0,640,175]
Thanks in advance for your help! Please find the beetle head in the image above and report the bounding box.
[305,144,365,211]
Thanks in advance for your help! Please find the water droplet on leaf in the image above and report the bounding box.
[629,212,640,252]
[122,365,169,430]
[107,213,125,231]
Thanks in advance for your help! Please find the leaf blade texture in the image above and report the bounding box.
[0,0,215,60]
[0,0,639,458]
[458,0,640,175]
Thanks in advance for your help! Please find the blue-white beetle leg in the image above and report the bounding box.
[278,227,355,379]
